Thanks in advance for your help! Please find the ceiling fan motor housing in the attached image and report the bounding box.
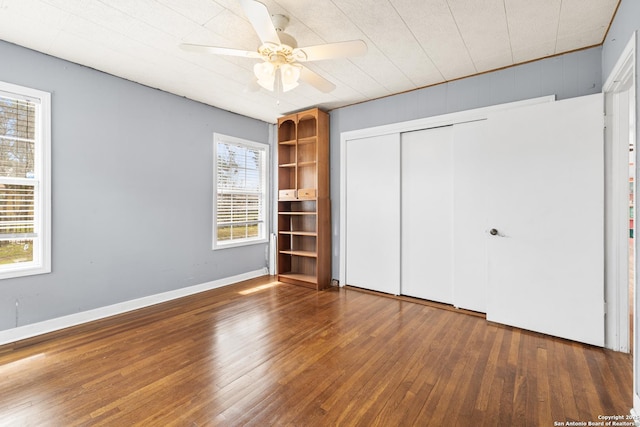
[258,16,305,65]
[271,14,290,33]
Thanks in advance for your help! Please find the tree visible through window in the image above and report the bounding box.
[0,97,35,264]
[213,134,268,249]
[0,82,50,279]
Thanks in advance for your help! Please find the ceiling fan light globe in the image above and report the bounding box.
[281,64,300,84]
[281,80,299,92]
[256,77,275,91]
[253,61,275,80]
[280,64,301,92]
[254,62,275,91]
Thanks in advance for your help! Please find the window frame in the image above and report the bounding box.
[213,133,270,250]
[0,81,51,280]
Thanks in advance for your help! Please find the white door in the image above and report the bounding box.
[452,120,489,312]
[401,126,453,303]
[345,134,400,294]
[485,93,604,347]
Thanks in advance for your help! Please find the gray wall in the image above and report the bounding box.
[329,46,603,280]
[0,40,271,331]
[602,0,640,80]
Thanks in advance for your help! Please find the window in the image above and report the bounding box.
[0,81,51,279]
[213,133,269,249]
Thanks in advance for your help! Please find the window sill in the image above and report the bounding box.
[0,263,51,280]
[212,237,269,251]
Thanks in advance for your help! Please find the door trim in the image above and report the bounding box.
[603,32,636,353]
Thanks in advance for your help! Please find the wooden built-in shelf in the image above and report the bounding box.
[276,108,330,290]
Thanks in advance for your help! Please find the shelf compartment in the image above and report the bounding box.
[278,119,296,142]
[278,272,318,287]
[278,140,296,193]
[277,252,317,287]
[278,167,296,194]
[278,142,296,165]
[278,199,316,212]
[297,141,316,164]
[278,231,316,252]
[298,168,316,191]
[278,214,316,236]
[297,115,317,140]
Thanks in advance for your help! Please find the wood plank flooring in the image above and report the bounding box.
[0,276,632,426]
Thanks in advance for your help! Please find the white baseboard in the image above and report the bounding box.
[0,268,269,346]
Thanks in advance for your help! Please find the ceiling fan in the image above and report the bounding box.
[180,0,367,93]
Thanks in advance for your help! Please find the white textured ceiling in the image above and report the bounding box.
[0,0,620,123]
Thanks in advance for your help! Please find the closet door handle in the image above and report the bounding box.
[489,228,499,236]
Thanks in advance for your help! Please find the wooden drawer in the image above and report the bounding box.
[297,188,316,199]
[279,189,297,200]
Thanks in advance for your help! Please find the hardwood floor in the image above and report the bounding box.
[0,276,632,426]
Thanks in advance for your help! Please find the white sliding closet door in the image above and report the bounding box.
[452,120,489,313]
[401,126,454,303]
[345,134,400,294]
[485,93,604,346]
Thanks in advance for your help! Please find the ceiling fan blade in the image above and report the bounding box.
[239,0,281,46]
[293,40,367,62]
[180,43,262,59]
[299,66,336,93]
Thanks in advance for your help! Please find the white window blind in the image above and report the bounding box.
[0,82,50,278]
[213,134,269,249]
